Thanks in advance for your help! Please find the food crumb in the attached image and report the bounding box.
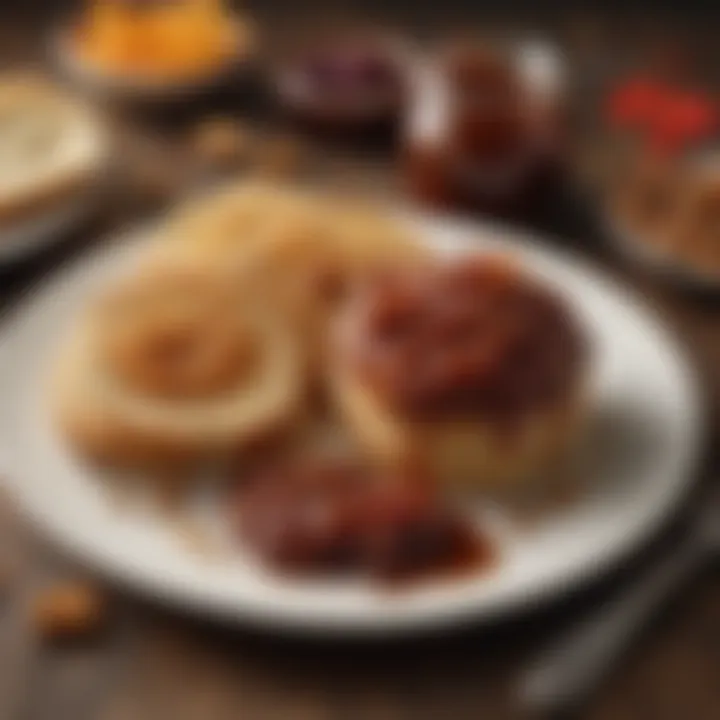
[173,517,218,558]
[193,118,253,168]
[128,152,186,206]
[256,134,307,178]
[33,582,106,641]
[149,470,193,515]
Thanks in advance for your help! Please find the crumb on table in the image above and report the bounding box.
[255,134,307,178]
[193,118,253,168]
[33,581,106,641]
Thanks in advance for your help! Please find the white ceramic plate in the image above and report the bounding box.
[0,215,702,635]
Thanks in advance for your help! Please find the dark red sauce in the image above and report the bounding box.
[232,457,494,584]
[346,259,586,425]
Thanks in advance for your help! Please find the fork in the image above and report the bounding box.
[519,488,720,715]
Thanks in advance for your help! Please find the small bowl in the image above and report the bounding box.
[51,20,257,105]
[273,32,412,134]
[604,147,720,292]
[608,214,720,292]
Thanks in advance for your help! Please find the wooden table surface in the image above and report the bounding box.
[0,4,719,720]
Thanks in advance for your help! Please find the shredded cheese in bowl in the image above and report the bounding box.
[71,0,254,82]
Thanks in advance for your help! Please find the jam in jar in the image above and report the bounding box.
[404,41,565,216]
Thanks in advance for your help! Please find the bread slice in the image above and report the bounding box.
[329,261,588,490]
[51,265,305,469]
[152,180,433,377]
[332,362,585,489]
[0,73,108,227]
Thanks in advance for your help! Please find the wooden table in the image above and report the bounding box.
[0,5,719,719]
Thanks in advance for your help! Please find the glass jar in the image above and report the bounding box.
[403,41,566,215]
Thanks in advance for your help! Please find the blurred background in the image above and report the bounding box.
[0,2,718,720]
